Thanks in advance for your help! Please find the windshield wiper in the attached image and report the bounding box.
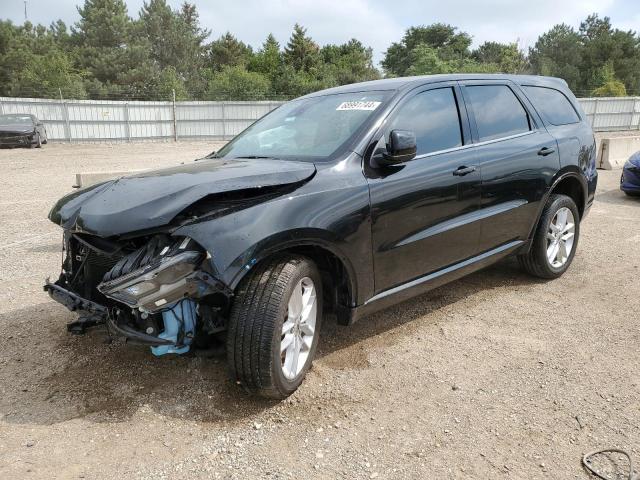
[234,155,278,159]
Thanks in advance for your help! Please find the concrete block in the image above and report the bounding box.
[597,136,640,170]
[74,170,146,188]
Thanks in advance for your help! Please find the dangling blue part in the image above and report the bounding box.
[151,300,197,356]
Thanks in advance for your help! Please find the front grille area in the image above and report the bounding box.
[65,235,122,304]
[84,250,120,304]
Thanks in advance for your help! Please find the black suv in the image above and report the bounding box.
[46,74,597,398]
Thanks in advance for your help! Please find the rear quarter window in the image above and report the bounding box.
[523,86,580,126]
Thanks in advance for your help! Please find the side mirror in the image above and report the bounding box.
[382,130,417,164]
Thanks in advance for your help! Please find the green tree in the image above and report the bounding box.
[206,65,271,100]
[157,67,188,99]
[405,45,450,75]
[405,44,502,75]
[321,39,380,84]
[529,24,583,91]
[382,24,472,76]
[72,0,137,89]
[284,24,320,72]
[472,41,528,73]
[208,32,253,71]
[249,33,283,81]
[137,0,208,74]
[0,20,19,94]
[530,14,640,95]
[0,20,86,98]
[8,50,86,98]
[591,62,627,97]
[270,65,330,98]
[578,14,640,95]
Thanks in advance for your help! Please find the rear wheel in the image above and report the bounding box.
[226,255,322,399]
[518,194,580,279]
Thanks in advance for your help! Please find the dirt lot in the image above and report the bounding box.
[0,142,638,479]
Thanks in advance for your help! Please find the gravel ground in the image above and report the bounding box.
[0,142,638,479]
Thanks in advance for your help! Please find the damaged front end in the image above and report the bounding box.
[45,232,230,356]
[44,156,318,356]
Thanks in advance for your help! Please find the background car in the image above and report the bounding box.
[0,113,47,148]
[621,151,640,196]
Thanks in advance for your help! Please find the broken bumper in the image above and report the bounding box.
[45,234,232,354]
[44,279,108,318]
[44,279,187,346]
[44,279,108,334]
[0,133,33,146]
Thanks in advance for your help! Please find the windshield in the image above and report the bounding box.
[216,91,392,161]
[0,114,33,126]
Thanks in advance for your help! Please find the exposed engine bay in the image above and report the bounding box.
[45,231,230,356]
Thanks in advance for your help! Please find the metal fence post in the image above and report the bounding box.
[58,88,71,143]
[172,89,178,142]
[221,101,226,141]
[124,102,131,142]
[593,98,600,131]
[0,98,4,115]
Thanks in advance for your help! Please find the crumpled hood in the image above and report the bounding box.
[49,157,316,237]
[0,125,34,134]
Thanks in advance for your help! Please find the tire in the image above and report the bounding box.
[226,255,323,399]
[31,134,41,148]
[518,194,580,279]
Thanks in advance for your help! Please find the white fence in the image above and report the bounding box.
[0,97,285,142]
[0,96,638,143]
[579,97,640,131]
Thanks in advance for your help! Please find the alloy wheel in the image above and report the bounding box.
[281,277,317,380]
[546,206,575,268]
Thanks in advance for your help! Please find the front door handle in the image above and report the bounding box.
[538,146,555,156]
[453,165,476,176]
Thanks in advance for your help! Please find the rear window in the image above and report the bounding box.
[465,85,531,142]
[523,86,580,126]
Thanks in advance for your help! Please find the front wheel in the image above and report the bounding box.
[226,255,322,399]
[518,194,580,279]
[31,134,42,148]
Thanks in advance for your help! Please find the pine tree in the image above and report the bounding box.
[72,0,134,87]
[209,32,253,70]
[284,24,319,72]
[249,33,282,80]
[138,0,208,75]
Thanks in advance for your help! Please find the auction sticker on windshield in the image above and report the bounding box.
[336,101,381,111]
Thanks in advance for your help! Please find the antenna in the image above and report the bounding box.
[24,1,28,21]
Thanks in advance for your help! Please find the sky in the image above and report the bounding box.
[2,0,639,65]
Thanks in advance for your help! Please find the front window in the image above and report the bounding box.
[386,87,463,156]
[216,91,392,161]
[0,114,34,126]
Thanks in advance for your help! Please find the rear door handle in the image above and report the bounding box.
[538,147,555,156]
[453,165,476,176]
